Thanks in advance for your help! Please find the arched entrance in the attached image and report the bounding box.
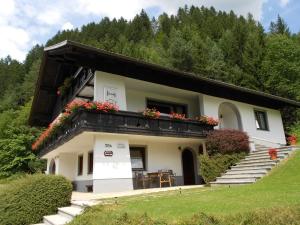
[218,102,242,130]
[182,149,196,185]
[49,159,56,175]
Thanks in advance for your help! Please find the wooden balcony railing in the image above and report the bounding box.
[39,109,214,156]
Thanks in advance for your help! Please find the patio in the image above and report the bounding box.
[71,184,204,202]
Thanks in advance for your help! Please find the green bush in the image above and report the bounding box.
[199,153,246,183]
[0,174,72,225]
[206,129,250,155]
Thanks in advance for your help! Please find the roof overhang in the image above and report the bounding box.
[29,40,300,126]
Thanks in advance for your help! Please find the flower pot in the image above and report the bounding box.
[270,154,277,160]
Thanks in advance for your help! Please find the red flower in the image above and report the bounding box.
[143,108,160,119]
[32,99,119,151]
[196,115,219,126]
[169,112,186,120]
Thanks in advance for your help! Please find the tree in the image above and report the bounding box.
[270,15,290,36]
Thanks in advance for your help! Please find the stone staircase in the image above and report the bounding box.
[32,200,97,225]
[210,144,296,186]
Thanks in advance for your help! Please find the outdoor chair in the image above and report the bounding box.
[134,171,150,189]
[158,170,172,188]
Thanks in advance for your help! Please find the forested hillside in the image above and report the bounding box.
[0,6,299,177]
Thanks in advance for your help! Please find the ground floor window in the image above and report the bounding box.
[254,110,269,131]
[130,147,146,171]
[78,155,83,176]
[88,151,93,174]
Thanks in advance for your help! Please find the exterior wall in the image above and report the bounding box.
[201,94,286,146]
[94,71,127,110]
[93,135,133,193]
[94,70,200,117]
[129,138,202,187]
[126,89,199,118]
[57,153,76,180]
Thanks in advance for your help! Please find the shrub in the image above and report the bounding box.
[206,129,250,155]
[0,174,72,225]
[199,153,246,183]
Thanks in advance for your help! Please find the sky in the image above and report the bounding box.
[0,0,299,62]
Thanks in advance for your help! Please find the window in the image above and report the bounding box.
[147,99,187,115]
[87,151,93,174]
[130,147,146,171]
[78,155,83,176]
[254,110,269,131]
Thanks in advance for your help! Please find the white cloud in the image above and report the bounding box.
[61,22,74,31]
[279,0,290,7]
[0,0,267,61]
[0,26,30,61]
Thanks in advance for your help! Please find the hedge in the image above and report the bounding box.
[199,153,246,183]
[0,174,72,225]
[206,129,250,155]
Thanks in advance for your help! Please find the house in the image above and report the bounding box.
[29,40,300,193]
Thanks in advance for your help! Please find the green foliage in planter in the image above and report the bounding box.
[199,153,246,183]
[0,174,72,225]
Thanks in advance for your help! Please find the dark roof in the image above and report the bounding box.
[29,40,300,126]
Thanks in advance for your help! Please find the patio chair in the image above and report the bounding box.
[158,170,172,188]
[134,171,150,189]
[168,170,177,186]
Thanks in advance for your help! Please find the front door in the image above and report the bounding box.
[182,149,195,185]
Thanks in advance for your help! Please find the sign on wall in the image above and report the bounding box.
[104,86,118,105]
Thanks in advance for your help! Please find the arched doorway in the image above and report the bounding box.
[49,159,56,175]
[182,149,196,185]
[218,102,242,130]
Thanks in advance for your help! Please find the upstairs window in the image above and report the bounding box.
[78,155,83,176]
[87,151,93,174]
[254,110,269,131]
[146,99,187,115]
[130,147,146,171]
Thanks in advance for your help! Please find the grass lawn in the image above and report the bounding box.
[69,150,300,224]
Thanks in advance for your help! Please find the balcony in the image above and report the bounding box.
[39,109,214,156]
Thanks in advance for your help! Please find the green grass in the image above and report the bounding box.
[69,151,300,224]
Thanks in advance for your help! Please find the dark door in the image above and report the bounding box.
[182,149,195,185]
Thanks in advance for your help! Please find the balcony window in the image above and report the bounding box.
[254,110,269,131]
[130,147,146,171]
[146,99,187,115]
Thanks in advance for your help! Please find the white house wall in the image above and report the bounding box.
[94,71,127,110]
[202,94,286,146]
[93,135,133,193]
[126,89,199,117]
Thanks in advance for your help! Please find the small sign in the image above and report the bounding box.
[104,86,118,105]
[117,143,126,149]
[104,151,113,157]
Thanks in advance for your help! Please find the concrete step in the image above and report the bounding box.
[58,206,83,220]
[218,174,264,179]
[238,159,279,165]
[231,165,273,170]
[215,178,256,183]
[245,154,286,160]
[71,200,98,208]
[211,180,255,186]
[252,149,292,154]
[43,214,71,225]
[225,169,267,175]
[235,161,277,167]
